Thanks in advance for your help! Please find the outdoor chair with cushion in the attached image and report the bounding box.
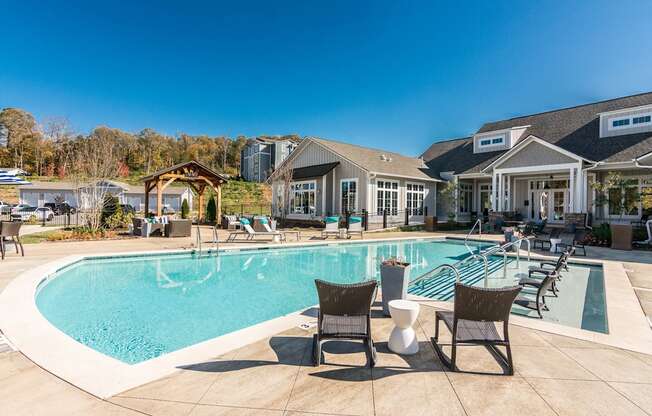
[0,221,24,260]
[313,279,378,367]
[347,216,364,239]
[322,216,341,238]
[132,217,145,236]
[432,283,522,375]
[226,218,284,242]
[165,219,192,237]
[514,272,558,318]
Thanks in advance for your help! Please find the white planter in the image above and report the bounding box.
[380,262,411,316]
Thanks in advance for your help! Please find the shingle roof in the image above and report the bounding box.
[477,91,652,163]
[421,91,652,175]
[310,138,441,181]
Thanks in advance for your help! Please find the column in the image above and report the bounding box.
[575,165,584,213]
[581,170,588,213]
[506,175,511,211]
[497,173,503,211]
[454,176,459,221]
[156,179,163,216]
[569,167,575,213]
[491,173,497,211]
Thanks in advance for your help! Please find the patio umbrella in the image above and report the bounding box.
[0,172,31,185]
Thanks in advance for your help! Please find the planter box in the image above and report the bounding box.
[381,262,411,316]
[611,223,633,250]
[424,216,437,232]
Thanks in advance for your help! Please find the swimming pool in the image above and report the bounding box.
[35,238,606,364]
[36,238,488,364]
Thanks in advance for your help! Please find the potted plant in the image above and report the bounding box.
[380,257,411,316]
[592,172,640,250]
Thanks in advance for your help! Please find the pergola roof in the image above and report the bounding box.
[141,160,228,184]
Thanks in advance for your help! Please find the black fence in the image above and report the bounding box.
[221,203,272,217]
[335,207,429,231]
[0,211,87,227]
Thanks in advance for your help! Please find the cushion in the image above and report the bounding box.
[240,218,250,225]
[325,216,339,224]
[259,218,268,224]
[349,216,362,224]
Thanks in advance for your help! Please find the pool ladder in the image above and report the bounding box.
[194,224,220,257]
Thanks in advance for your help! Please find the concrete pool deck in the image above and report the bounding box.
[2,229,652,415]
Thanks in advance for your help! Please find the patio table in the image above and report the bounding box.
[549,238,562,253]
[388,299,420,355]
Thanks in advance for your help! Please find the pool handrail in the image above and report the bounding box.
[464,218,482,255]
[410,263,461,288]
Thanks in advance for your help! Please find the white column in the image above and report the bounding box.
[454,176,459,221]
[581,170,588,213]
[506,175,511,211]
[491,173,497,211]
[321,174,327,216]
[497,173,503,211]
[569,167,575,212]
[575,164,584,212]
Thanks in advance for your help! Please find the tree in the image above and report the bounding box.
[181,198,190,219]
[273,159,294,227]
[592,171,640,221]
[0,108,38,170]
[439,180,459,222]
[206,197,216,223]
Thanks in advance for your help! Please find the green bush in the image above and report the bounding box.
[585,223,611,246]
[181,199,189,219]
[101,195,119,226]
[206,197,216,222]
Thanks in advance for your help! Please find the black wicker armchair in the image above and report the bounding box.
[313,279,378,367]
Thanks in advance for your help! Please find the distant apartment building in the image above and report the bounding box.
[240,136,300,182]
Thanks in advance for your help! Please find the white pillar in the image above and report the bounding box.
[581,170,588,213]
[575,164,584,212]
[506,175,511,211]
[454,176,459,221]
[497,173,503,211]
[491,173,497,211]
[569,167,575,212]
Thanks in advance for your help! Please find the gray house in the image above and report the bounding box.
[271,91,652,226]
[422,91,652,224]
[268,138,441,224]
[240,136,300,182]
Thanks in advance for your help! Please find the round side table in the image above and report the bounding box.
[388,299,420,355]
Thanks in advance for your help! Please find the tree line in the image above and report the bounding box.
[0,107,300,179]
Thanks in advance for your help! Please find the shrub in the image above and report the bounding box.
[101,194,119,226]
[206,198,216,223]
[584,223,611,246]
[181,199,189,219]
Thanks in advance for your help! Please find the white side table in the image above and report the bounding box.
[388,299,420,355]
[549,238,562,253]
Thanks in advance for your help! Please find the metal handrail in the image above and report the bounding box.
[464,218,482,254]
[410,263,461,288]
[481,235,533,276]
[195,223,202,257]
[212,225,219,255]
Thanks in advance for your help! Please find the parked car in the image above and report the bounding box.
[10,204,32,214]
[0,201,15,214]
[44,202,77,215]
[11,207,55,222]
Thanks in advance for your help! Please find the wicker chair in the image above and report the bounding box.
[432,283,522,375]
[0,221,24,260]
[555,230,587,256]
[313,279,378,367]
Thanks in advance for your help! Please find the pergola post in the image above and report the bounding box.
[144,180,150,216]
[216,185,222,225]
[156,178,163,216]
[197,185,205,223]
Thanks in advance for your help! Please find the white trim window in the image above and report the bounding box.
[406,183,425,215]
[377,180,399,215]
[607,178,639,217]
[340,178,358,213]
[459,183,473,213]
[290,180,316,215]
[478,134,505,148]
[609,113,652,131]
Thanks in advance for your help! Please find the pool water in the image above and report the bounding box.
[36,238,488,364]
[36,238,607,364]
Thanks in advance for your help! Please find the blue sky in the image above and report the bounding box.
[1,0,652,155]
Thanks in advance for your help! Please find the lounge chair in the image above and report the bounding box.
[226,218,284,242]
[313,279,378,367]
[222,215,241,230]
[347,216,364,239]
[518,252,568,297]
[514,272,558,318]
[432,283,522,375]
[533,227,560,250]
[0,221,24,260]
[321,216,341,238]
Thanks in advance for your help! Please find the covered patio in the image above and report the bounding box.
[141,161,228,223]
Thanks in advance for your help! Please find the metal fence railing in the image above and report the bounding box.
[0,211,88,227]
[221,203,272,217]
[339,207,429,231]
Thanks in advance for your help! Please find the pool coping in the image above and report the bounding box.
[0,235,651,399]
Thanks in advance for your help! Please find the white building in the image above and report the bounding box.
[18,180,193,213]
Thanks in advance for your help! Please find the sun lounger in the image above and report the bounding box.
[321,216,341,238]
[515,272,558,318]
[347,216,364,239]
[226,218,284,242]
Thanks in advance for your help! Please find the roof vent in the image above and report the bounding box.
[379,154,392,162]
[380,154,387,161]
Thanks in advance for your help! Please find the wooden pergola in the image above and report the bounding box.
[141,160,228,223]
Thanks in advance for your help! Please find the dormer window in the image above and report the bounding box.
[608,112,652,131]
[478,135,505,148]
